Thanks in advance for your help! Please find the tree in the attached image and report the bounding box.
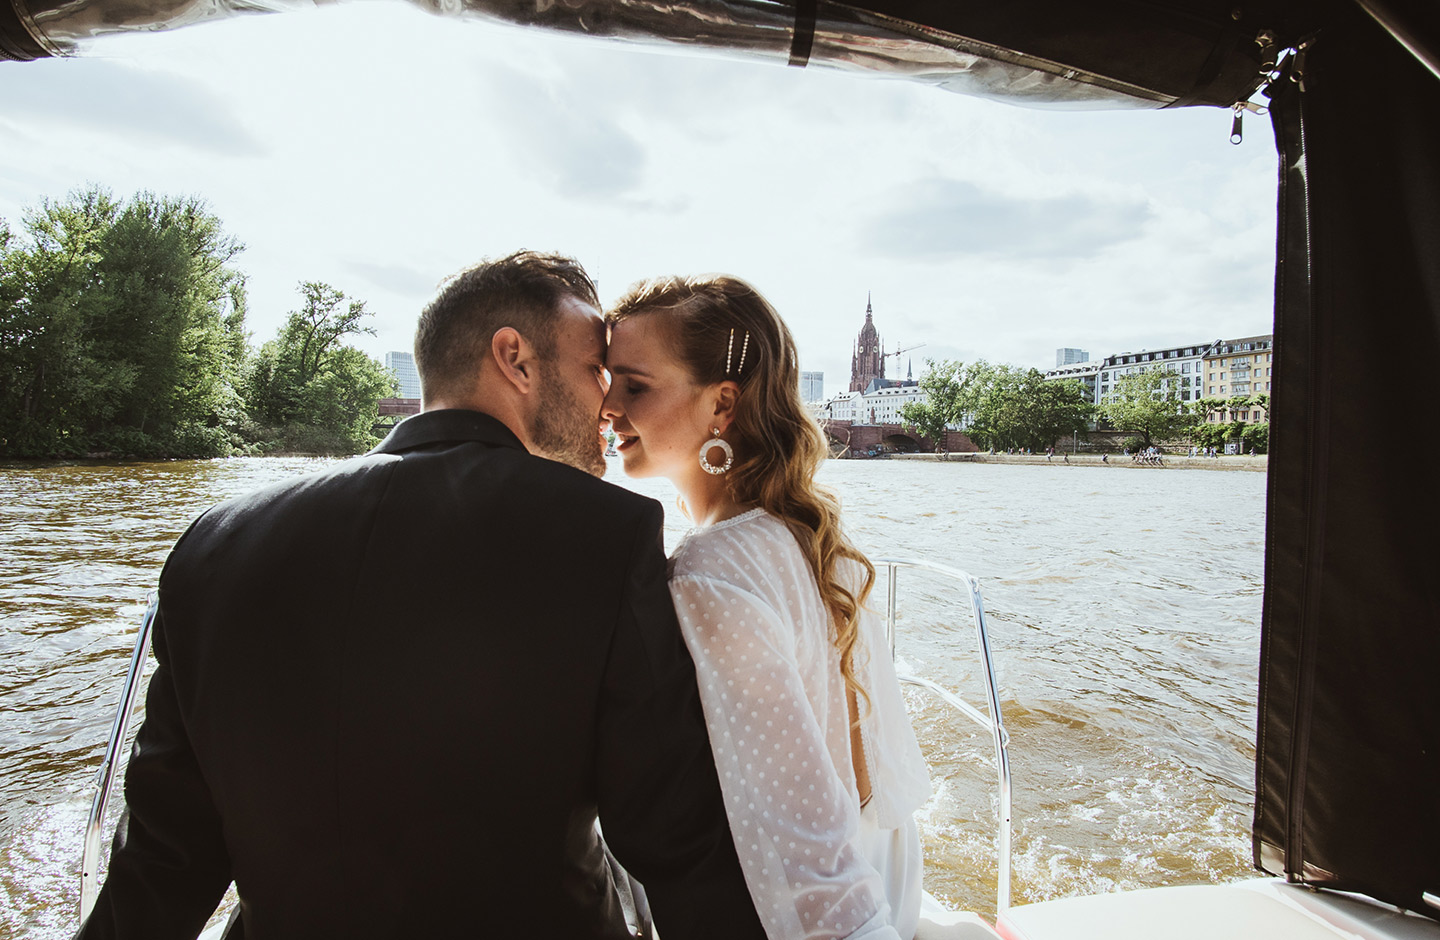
[1191,421,1232,450]
[899,359,971,443]
[242,282,395,454]
[1241,421,1269,453]
[1101,369,1198,449]
[82,192,249,455]
[0,187,248,458]
[1014,373,1093,451]
[901,358,1093,451]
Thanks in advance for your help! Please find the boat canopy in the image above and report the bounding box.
[2,0,1437,924]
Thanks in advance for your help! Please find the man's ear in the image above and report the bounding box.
[711,381,741,432]
[491,327,539,394]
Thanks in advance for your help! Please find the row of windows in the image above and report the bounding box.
[1209,368,1273,380]
[1101,360,1202,381]
[1205,381,1272,395]
[1209,410,1264,422]
[1216,341,1272,354]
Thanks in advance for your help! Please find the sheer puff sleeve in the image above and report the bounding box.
[670,574,901,940]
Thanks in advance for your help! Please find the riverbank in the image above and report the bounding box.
[888,452,1268,471]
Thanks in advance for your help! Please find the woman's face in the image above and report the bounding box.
[602,316,717,481]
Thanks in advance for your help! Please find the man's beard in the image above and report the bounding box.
[529,375,606,477]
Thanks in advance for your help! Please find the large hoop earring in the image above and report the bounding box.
[699,428,733,475]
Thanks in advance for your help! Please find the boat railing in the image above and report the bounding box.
[79,594,158,922]
[79,564,1013,923]
[876,557,1013,916]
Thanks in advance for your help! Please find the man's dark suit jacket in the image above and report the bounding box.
[78,409,765,940]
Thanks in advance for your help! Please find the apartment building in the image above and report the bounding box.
[1201,334,1274,422]
[1046,342,1219,406]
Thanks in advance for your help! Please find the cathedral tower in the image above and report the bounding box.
[849,293,886,392]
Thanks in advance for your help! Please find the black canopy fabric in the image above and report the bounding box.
[2,0,1438,921]
[1257,3,1440,919]
[822,0,1292,107]
[1,0,1295,111]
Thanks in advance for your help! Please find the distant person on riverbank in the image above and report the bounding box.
[603,275,933,940]
[76,252,764,940]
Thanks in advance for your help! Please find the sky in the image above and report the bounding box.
[0,4,1279,400]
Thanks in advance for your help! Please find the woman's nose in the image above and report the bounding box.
[600,386,621,421]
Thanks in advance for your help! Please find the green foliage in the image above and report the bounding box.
[1190,421,1232,449]
[1190,419,1269,453]
[1101,370,1199,449]
[900,359,1093,451]
[241,283,395,454]
[1241,422,1269,453]
[0,187,249,458]
[898,359,968,443]
[1,187,394,459]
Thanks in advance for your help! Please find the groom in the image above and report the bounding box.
[77,251,766,939]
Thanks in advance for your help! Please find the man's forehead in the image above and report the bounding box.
[557,296,605,354]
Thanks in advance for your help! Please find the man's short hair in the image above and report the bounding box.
[414,250,598,401]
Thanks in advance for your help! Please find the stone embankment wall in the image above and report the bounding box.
[889,452,1268,472]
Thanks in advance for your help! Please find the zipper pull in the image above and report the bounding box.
[1228,100,1269,145]
[1291,37,1315,92]
[1233,28,1280,144]
[1255,29,1279,75]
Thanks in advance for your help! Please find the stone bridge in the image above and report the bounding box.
[819,419,977,457]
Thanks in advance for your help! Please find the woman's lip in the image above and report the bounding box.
[617,436,638,451]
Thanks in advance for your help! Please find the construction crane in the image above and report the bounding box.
[882,342,926,363]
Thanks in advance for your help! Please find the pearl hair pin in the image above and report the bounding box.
[726,328,750,377]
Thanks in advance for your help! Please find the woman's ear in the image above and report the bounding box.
[711,381,741,432]
[491,326,538,393]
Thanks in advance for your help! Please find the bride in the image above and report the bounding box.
[601,275,933,940]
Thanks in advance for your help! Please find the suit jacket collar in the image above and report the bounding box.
[370,409,528,456]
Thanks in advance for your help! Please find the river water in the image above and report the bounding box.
[0,456,1266,936]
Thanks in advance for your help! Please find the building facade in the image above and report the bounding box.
[384,351,422,399]
[1095,342,1217,405]
[1201,334,1274,422]
[1047,341,1220,407]
[1055,347,1091,367]
[800,371,825,402]
[856,382,927,425]
[1044,359,1104,402]
[1041,334,1274,425]
[849,295,886,392]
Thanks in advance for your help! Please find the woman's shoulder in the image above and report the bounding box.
[670,508,802,586]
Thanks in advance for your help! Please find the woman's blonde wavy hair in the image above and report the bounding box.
[606,274,877,715]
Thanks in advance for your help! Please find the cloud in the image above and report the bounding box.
[345,260,442,298]
[0,58,264,156]
[478,63,646,201]
[861,179,1151,260]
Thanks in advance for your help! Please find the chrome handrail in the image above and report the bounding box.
[875,557,1013,915]
[80,594,158,922]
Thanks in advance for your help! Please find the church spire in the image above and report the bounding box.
[850,292,884,392]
